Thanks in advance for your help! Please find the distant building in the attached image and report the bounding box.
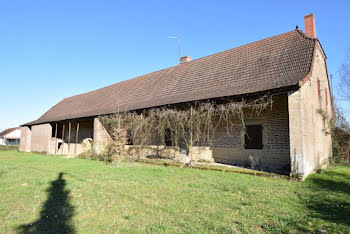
[0,127,21,145]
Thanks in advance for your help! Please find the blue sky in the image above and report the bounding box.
[0,0,349,130]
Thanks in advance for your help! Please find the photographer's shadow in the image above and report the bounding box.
[18,172,75,234]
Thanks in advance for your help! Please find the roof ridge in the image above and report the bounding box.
[26,28,318,126]
[62,29,300,101]
[295,28,317,41]
[184,29,298,64]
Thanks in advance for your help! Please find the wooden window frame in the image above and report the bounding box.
[244,124,263,149]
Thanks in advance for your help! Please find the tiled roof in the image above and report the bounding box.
[0,127,20,137]
[27,29,318,125]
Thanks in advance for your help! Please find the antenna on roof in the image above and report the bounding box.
[168,36,181,64]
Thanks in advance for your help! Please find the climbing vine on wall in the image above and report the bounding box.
[99,95,273,155]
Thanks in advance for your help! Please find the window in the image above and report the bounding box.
[325,88,328,107]
[6,139,19,145]
[126,129,133,145]
[244,125,263,149]
[164,128,173,146]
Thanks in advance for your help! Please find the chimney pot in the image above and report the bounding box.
[304,14,316,38]
[180,56,192,64]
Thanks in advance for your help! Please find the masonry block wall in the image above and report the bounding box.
[19,126,32,152]
[126,94,290,173]
[288,45,332,179]
[288,90,303,174]
[31,124,52,153]
[93,117,112,155]
[211,94,290,173]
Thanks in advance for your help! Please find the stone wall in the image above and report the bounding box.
[93,117,112,155]
[19,126,32,152]
[210,94,290,173]
[289,45,332,179]
[19,94,292,174]
[120,94,291,173]
[31,124,52,153]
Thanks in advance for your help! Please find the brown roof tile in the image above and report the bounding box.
[0,127,20,137]
[27,29,318,125]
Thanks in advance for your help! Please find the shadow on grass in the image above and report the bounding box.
[326,170,350,181]
[264,168,350,232]
[17,172,75,234]
[304,170,350,227]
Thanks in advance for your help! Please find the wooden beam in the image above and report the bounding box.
[54,123,58,155]
[68,122,71,154]
[62,124,65,154]
[190,106,193,161]
[75,122,80,155]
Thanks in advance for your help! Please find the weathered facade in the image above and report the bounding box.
[20,120,94,156]
[288,43,332,178]
[20,14,332,179]
[210,94,291,173]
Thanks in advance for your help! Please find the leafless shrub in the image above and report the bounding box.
[339,49,350,101]
[100,95,273,160]
[104,128,130,163]
[332,107,350,163]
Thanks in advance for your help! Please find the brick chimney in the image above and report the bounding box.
[304,14,316,38]
[180,56,192,64]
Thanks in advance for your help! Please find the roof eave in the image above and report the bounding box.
[22,85,299,127]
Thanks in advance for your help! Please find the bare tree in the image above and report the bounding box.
[334,106,350,132]
[339,49,350,101]
[332,107,350,162]
[332,49,350,162]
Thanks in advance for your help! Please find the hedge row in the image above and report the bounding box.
[0,145,19,151]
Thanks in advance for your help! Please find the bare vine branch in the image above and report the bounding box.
[100,95,273,153]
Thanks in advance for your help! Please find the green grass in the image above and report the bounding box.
[0,151,349,233]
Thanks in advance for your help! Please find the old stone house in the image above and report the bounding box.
[20,14,332,179]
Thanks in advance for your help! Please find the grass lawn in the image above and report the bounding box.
[0,151,349,233]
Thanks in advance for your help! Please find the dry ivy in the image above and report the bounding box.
[100,95,273,155]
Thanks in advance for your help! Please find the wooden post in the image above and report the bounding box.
[74,122,80,155]
[62,124,65,154]
[54,123,58,155]
[190,106,193,161]
[68,122,72,154]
